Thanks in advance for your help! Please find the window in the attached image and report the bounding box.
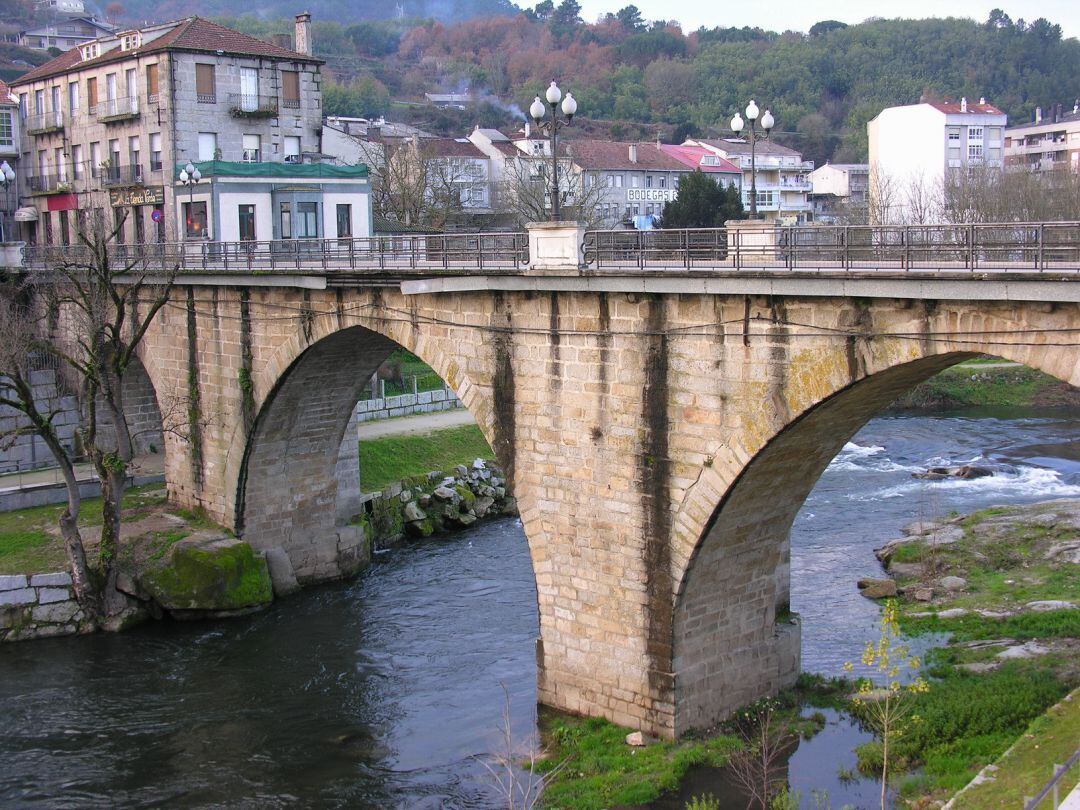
[198,132,217,161]
[282,70,300,108]
[129,135,141,179]
[125,68,136,107]
[72,144,83,180]
[195,64,216,103]
[89,142,100,177]
[59,210,70,246]
[336,204,352,238]
[54,147,66,182]
[0,110,12,148]
[34,89,44,114]
[80,42,99,60]
[146,63,159,101]
[238,204,256,241]
[68,81,78,113]
[284,135,301,162]
[297,202,318,238]
[133,206,144,244]
[242,134,260,163]
[120,31,141,50]
[239,67,258,112]
[184,201,207,238]
[149,133,162,171]
[613,175,623,188]
[86,77,97,109]
[18,94,27,120]
[658,176,666,189]
[968,142,984,161]
[968,126,984,142]
[108,139,120,181]
[645,175,653,189]
[279,202,291,239]
[947,128,960,141]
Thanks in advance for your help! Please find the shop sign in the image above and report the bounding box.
[627,188,677,203]
[109,186,165,207]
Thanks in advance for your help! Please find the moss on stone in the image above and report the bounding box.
[453,484,476,511]
[141,540,272,611]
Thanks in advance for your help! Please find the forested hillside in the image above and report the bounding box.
[218,6,1079,164]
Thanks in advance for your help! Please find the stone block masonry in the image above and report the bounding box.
[0,572,88,641]
[119,277,1080,739]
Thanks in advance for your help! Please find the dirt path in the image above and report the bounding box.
[355,408,475,439]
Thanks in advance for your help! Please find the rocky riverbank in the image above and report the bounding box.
[0,460,516,642]
[889,363,1080,411]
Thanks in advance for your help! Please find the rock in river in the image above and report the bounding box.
[857,578,898,599]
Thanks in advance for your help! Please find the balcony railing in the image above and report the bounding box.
[27,173,75,194]
[228,94,279,118]
[25,110,64,135]
[101,164,146,186]
[91,96,140,122]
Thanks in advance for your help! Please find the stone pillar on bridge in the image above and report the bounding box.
[726,219,780,266]
[526,221,587,274]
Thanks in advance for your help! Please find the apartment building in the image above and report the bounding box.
[12,13,372,247]
[19,18,116,52]
[0,82,21,243]
[867,98,1007,223]
[1005,103,1080,173]
[808,162,869,223]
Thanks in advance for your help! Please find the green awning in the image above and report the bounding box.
[175,160,369,180]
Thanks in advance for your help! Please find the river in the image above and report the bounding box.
[1,409,1079,808]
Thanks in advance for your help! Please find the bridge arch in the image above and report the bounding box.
[670,309,1080,736]
[228,307,511,584]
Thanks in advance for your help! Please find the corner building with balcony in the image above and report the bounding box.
[11,13,371,247]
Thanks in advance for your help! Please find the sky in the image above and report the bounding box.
[575,0,1080,39]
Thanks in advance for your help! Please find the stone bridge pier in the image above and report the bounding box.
[131,271,1080,739]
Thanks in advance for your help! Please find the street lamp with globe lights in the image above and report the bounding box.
[178,161,203,238]
[529,80,578,221]
[0,161,16,242]
[730,100,774,220]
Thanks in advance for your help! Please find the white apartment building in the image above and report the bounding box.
[12,13,372,247]
[687,138,814,224]
[867,98,1007,223]
[0,82,21,244]
[1005,103,1080,174]
[808,162,869,223]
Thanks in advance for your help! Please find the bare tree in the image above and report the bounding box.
[498,155,606,228]
[903,170,940,225]
[867,162,898,226]
[941,164,1080,223]
[362,138,475,229]
[725,698,795,810]
[0,206,177,624]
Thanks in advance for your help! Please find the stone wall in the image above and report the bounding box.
[0,367,79,474]
[355,385,461,423]
[0,572,86,641]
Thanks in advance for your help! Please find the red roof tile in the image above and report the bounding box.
[13,17,319,86]
[927,100,1005,115]
[424,138,487,158]
[565,140,687,171]
[660,143,741,174]
[0,81,15,104]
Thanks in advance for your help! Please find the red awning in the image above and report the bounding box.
[46,193,78,212]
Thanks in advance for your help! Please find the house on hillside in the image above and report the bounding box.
[808,162,869,223]
[19,17,116,52]
[12,12,372,246]
[1005,102,1080,174]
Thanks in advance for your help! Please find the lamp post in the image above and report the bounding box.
[178,161,202,238]
[529,80,578,221]
[730,100,774,220]
[0,161,15,242]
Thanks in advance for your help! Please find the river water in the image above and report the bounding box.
[2,410,1079,808]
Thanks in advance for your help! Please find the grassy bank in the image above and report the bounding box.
[358,423,493,492]
[0,484,172,574]
[889,363,1080,410]
[868,500,1080,804]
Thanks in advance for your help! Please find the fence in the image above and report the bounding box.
[1025,747,1080,809]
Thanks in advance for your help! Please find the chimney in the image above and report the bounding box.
[294,11,312,56]
[1035,106,1043,124]
[367,125,381,140]
[629,143,638,163]
[524,119,530,138]
[960,97,967,112]
[979,96,986,105]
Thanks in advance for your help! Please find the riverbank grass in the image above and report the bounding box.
[889,363,1080,410]
[359,424,493,492]
[948,688,1080,809]
[0,484,170,574]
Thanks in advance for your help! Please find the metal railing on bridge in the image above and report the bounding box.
[583,222,1080,273]
[23,232,531,276]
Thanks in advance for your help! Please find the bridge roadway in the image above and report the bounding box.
[22,221,1080,738]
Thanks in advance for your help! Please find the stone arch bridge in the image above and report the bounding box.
[26,221,1080,738]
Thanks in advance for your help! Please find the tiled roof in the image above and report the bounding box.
[565,140,688,171]
[928,100,1005,115]
[13,16,320,86]
[424,138,487,158]
[694,138,803,158]
[659,143,741,174]
[0,81,15,104]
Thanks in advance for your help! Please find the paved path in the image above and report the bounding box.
[355,407,475,439]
